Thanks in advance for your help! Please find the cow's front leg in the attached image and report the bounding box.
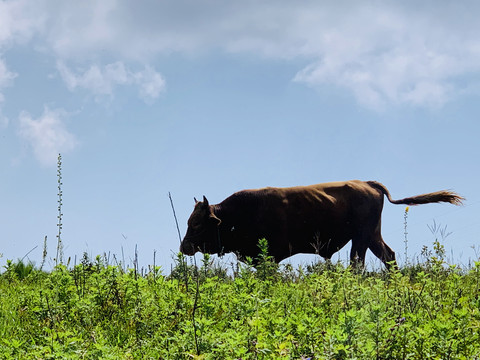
[350,239,368,269]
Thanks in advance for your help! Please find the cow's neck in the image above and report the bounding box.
[212,203,257,259]
[212,204,234,255]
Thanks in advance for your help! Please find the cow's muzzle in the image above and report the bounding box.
[179,238,197,256]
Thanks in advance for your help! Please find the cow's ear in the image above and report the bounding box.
[202,195,209,206]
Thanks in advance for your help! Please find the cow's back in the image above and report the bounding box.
[218,180,382,234]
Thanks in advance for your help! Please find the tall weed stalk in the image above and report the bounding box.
[55,153,64,266]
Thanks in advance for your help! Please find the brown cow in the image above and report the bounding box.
[180,180,464,268]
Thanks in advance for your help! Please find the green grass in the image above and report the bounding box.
[1,248,480,360]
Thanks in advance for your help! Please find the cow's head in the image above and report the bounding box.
[180,196,222,256]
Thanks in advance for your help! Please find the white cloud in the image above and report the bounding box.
[0,58,17,88]
[133,66,166,103]
[281,4,480,109]
[0,0,44,46]
[3,1,480,109]
[0,58,17,128]
[57,61,165,102]
[292,37,467,109]
[0,0,41,128]
[18,107,77,167]
[35,1,480,109]
[0,113,8,128]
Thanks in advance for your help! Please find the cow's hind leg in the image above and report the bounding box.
[368,232,397,270]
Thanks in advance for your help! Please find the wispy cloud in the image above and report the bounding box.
[0,58,17,128]
[133,66,167,103]
[0,0,44,45]
[289,4,477,110]
[36,1,480,110]
[0,58,16,89]
[18,107,77,167]
[3,1,480,110]
[56,61,165,103]
[0,0,43,128]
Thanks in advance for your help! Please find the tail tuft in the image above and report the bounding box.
[436,190,465,206]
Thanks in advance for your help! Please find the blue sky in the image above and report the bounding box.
[1,1,479,271]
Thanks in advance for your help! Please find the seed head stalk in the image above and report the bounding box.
[404,206,409,266]
[56,153,64,266]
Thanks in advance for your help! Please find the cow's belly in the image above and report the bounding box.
[286,218,353,259]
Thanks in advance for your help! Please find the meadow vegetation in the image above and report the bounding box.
[1,239,480,359]
[2,157,478,359]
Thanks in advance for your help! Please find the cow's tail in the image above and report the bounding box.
[367,181,465,206]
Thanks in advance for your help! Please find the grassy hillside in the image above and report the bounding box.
[1,237,480,359]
